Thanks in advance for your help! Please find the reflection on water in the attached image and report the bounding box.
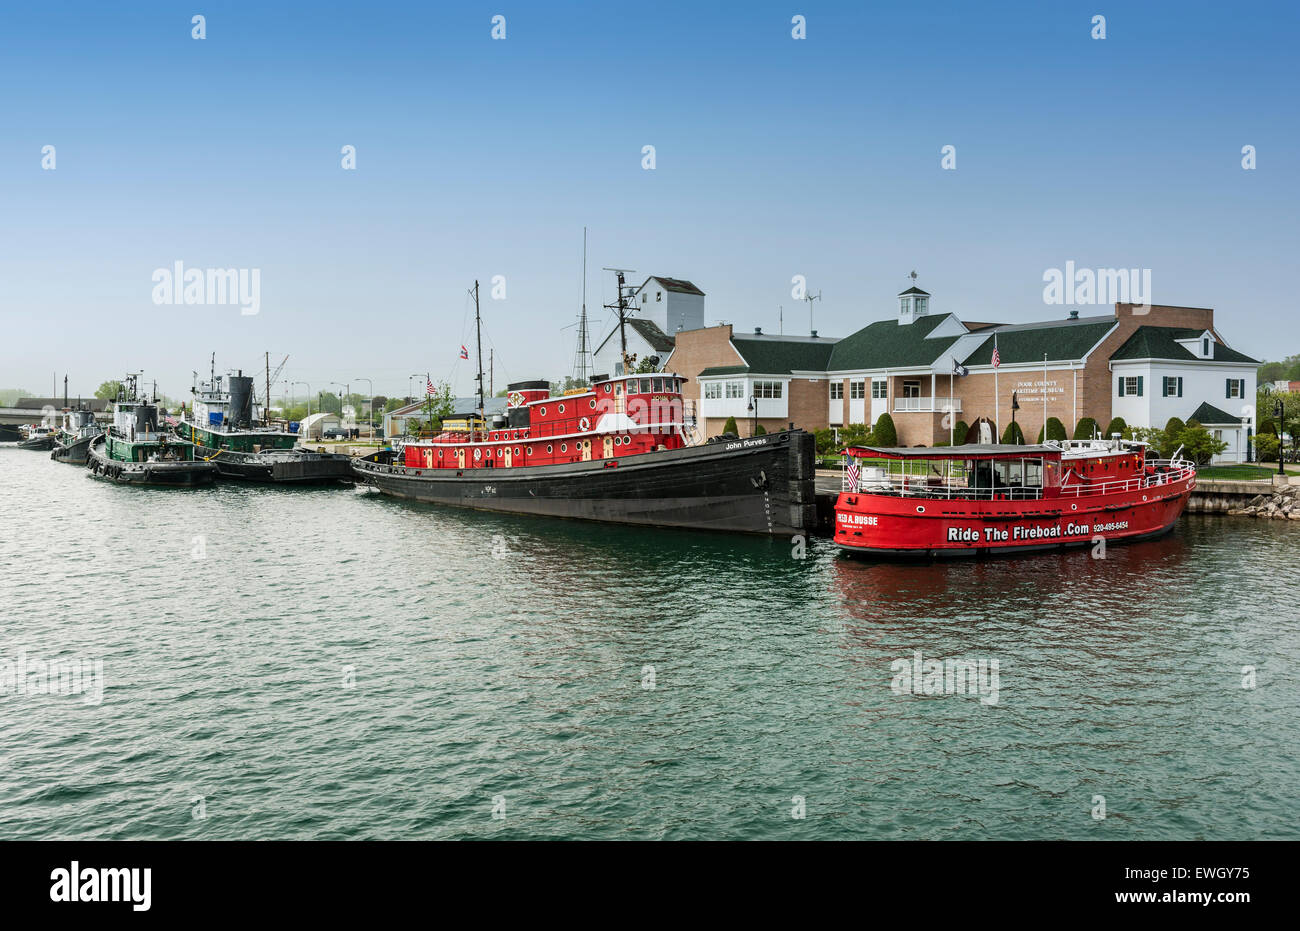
[0,447,1296,839]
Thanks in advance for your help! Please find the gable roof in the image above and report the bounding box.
[963,318,1117,366]
[828,313,963,370]
[730,335,836,375]
[1111,326,1259,364]
[627,318,676,352]
[1187,402,1243,426]
[640,276,704,296]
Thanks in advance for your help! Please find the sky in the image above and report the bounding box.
[1,0,1296,403]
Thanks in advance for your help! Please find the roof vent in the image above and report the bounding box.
[1069,309,1079,320]
[754,327,762,335]
[810,329,818,338]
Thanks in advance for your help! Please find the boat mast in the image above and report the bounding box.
[265,352,271,426]
[474,279,484,433]
[603,267,637,375]
[572,227,592,383]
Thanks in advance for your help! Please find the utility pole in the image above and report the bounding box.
[603,267,637,375]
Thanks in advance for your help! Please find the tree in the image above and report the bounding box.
[839,422,873,448]
[722,416,738,435]
[634,357,657,374]
[1162,417,1186,458]
[873,413,897,447]
[1103,416,1129,439]
[1072,417,1098,440]
[952,420,969,444]
[1255,431,1280,462]
[1002,421,1025,444]
[1044,417,1067,442]
[814,428,840,455]
[1177,420,1228,465]
[95,380,125,401]
[754,424,767,435]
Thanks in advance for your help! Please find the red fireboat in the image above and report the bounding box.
[833,440,1196,558]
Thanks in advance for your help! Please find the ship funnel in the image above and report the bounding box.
[228,375,255,428]
[135,404,158,434]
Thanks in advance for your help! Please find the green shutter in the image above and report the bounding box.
[1136,376,1143,397]
[1226,378,1231,398]
[1178,377,1183,398]
[1118,377,1124,397]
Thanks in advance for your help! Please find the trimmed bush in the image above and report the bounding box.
[722,416,738,435]
[1002,421,1025,444]
[951,420,969,444]
[1103,416,1129,439]
[873,413,898,447]
[1072,417,1098,440]
[754,424,767,435]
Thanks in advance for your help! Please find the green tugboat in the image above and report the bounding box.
[174,359,352,483]
[50,406,104,465]
[87,374,218,486]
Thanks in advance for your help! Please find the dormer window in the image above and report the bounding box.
[915,297,928,315]
[1202,337,1210,357]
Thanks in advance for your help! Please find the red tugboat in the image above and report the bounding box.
[833,440,1195,558]
[352,277,816,534]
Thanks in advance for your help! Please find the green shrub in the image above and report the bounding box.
[1072,417,1098,440]
[1001,421,1025,444]
[1044,417,1067,442]
[951,420,969,444]
[722,416,738,435]
[1103,417,1129,439]
[754,424,767,435]
[873,413,898,447]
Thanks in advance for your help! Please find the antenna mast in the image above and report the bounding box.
[603,267,637,375]
[473,279,485,429]
[573,227,593,383]
[804,289,822,334]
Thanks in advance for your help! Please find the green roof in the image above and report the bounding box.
[728,336,836,375]
[963,319,1116,365]
[1111,326,1259,364]
[827,313,962,370]
[697,364,750,377]
[1187,402,1243,425]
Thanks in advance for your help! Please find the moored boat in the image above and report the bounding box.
[352,277,817,534]
[174,363,353,483]
[87,375,218,487]
[833,439,1195,558]
[17,425,57,450]
[50,408,104,465]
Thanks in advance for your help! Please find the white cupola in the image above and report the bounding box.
[898,279,930,326]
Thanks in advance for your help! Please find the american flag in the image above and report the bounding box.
[991,345,1001,368]
[845,457,860,491]
[459,345,469,360]
[426,377,435,396]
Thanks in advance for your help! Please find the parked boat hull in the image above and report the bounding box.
[18,434,56,450]
[353,430,817,535]
[87,437,218,487]
[191,443,354,483]
[51,432,100,465]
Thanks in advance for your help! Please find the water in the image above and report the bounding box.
[1,445,1297,840]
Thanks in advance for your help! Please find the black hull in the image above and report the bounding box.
[353,430,817,535]
[51,434,99,465]
[193,443,354,483]
[0,425,20,442]
[18,435,56,450]
[86,439,218,487]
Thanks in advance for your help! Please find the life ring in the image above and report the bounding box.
[579,417,591,432]
[473,448,482,461]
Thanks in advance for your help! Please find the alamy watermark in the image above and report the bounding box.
[0,650,104,705]
[890,650,1000,705]
[152,261,261,316]
[1043,261,1150,313]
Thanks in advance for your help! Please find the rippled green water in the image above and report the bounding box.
[1,445,1296,839]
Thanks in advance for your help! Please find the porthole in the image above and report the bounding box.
[561,443,568,452]
[437,449,443,458]
[589,399,596,409]
[485,448,492,458]
[515,447,521,455]
[547,444,553,453]
[603,384,611,393]
[916,505,926,513]
[527,447,533,455]
[539,407,547,416]
[1071,504,1077,511]
[558,403,566,413]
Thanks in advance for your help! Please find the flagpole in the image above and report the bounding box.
[993,334,999,444]
[1043,353,1048,442]
[950,363,955,446]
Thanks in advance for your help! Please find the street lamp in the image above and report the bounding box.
[747,396,757,436]
[355,377,373,442]
[293,382,311,416]
[1275,398,1286,476]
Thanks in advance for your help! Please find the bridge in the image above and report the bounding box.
[0,400,111,440]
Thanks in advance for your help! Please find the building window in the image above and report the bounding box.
[850,380,865,399]
[1118,376,1143,397]
[725,381,744,399]
[656,292,663,301]
[899,297,909,315]
[830,382,843,399]
[1226,378,1244,399]
[1203,338,1210,356]
[1162,376,1183,397]
[902,380,920,398]
[642,293,648,303]
[871,380,887,399]
[753,380,783,399]
[704,382,722,399]
[915,297,927,315]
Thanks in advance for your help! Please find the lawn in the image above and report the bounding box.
[1197,464,1300,480]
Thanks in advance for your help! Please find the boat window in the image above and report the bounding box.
[589,399,596,409]
[558,403,565,413]
[1024,459,1043,486]
[653,377,663,392]
[547,444,553,453]
[539,406,547,416]
[561,443,567,452]
[641,379,652,393]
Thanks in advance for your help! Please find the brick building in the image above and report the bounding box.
[664,284,1260,463]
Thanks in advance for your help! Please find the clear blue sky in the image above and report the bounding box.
[1,0,1295,402]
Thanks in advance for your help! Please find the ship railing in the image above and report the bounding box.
[1058,458,1196,497]
[841,471,1044,500]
